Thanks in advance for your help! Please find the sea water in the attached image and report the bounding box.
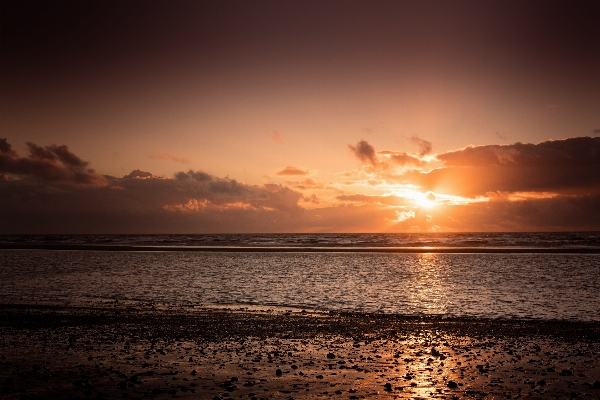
[1,233,599,320]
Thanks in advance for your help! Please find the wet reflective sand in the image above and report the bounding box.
[2,304,600,399]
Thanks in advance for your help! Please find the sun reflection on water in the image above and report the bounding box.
[406,253,450,316]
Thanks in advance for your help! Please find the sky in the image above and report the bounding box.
[1,0,600,233]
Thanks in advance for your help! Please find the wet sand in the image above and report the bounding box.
[2,303,600,399]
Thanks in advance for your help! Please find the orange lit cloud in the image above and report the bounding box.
[276,166,309,176]
[400,137,600,197]
[349,140,430,170]
[336,194,407,206]
[2,137,600,233]
[379,151,425,167]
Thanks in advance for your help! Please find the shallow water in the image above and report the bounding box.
[1,250,599,320]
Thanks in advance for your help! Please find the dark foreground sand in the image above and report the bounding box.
[2,303,600,399]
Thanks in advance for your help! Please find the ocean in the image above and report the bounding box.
[1,233,599,321]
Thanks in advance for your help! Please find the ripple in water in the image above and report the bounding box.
[1,250,599,320]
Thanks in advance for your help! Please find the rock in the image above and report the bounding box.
[384,382,392,391]
[327,353,335,359]
[447,381,458,389]
[275,369,282,376]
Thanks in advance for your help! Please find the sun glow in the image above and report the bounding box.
[416,191,437,208]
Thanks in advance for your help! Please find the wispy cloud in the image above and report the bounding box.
[276,166,309,176]
[495,131,508,141]
[268,130,284,144]
[409,136,433,156]
[149,153,190,164]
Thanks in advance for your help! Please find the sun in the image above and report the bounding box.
[417,191,437,208]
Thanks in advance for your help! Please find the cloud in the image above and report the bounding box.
[401,137,600,197]
[495,131,508,141]
[0,164,307,232]
[2,137,600,233]
[396,210,416,222]
[336,194,407,206]
[409,136,433,156]
[269,130,284,144]
[350,141,428,170]
[379,151,425,167]
[276,166,309,176]
[0,139,106,186]
[348,140,377,166]
[175,170,212,182]
[123,169,157,179]
[594,129,600,136]
[288,178,324,190]
[303,194,320,204]
[424,194,600,232]
[149,153,191,164]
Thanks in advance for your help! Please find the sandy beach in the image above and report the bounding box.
[2,303,600,399]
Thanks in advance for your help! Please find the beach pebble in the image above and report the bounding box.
[275,369,282,376]
[447,381,458,389]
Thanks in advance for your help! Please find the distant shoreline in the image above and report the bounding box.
[2,243,600,253]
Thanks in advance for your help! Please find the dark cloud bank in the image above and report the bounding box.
[2,137,600,233]
[403,136,600,197]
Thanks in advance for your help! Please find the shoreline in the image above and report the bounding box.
[2,304,600,399]
[2,244,600,253]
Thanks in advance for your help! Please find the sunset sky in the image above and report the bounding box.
[2,0,600,233]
